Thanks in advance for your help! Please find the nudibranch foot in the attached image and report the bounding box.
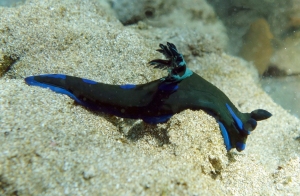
[142,114,173,124]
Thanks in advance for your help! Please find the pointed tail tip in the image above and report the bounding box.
[24,76,36,86]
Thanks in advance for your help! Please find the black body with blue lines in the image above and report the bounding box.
[25,42,271,152]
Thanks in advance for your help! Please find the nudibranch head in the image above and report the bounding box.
[225,104,272,151]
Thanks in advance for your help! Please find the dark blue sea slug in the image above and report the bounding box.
[25,42,271,151]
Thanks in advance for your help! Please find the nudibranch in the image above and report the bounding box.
[25,42,271,151]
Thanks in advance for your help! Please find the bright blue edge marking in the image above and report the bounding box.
[226,103,243,131]
[120,84,136,89]
[218,121,232,151]
[142,114,173,124]
[159,83,178,91]
[82,78,98,84]
[25,75,89,108]
[236,142,246,151]
[39,74,66,79]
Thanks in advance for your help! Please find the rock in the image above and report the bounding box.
[0,52,15,76]
[239,18,273,75]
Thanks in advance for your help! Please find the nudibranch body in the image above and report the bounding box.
[25,42,271,151]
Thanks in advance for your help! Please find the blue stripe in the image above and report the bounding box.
[158,83,178,91]
[25,76,90,108]
[218,121,232,151]
[82,78,98,84]
[226,103,243,130]
[120,84,136,89]
[39,74,66,79]
[142,114,173,124]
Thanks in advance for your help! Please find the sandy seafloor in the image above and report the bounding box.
[0,0,300,195]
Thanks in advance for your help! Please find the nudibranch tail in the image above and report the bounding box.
[25,74,96,109]
[24,73,176,124]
